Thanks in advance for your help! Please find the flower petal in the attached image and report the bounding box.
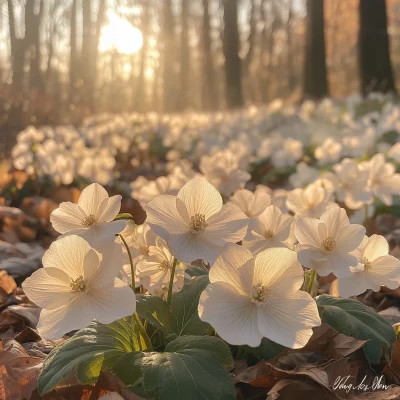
[364,235,389,261]
[36,298,94,339]
[42,235,91,279]
[209,244,254,295]
[338,272,369,298]
[336,224,366,253]
[205,204,249,246]
[89,279,137,324]
[254,248,304,293]
[145,195,188,239]
[50,202,87,234]
[97,195,122,222]
[320,207,349,238]
[22,267,74,309]
[78,183,109,216]
[294,217,321,248]
[177,178,223,219]
[198,282,262,347]
[257,290,321,348]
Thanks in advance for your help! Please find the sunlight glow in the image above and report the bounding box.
[99,12,143,54]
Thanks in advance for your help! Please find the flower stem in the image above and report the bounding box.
[167,257,178,306]
[118,234,135,290]
[307,269,316,294]
[132,312,153,351]
[363,204,369,230]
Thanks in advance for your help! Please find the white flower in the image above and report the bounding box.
[137,238,185,296]
[295,207,365,277]
[228,188,271,219]
[360,153,400,206]
[289,162,320,188]
[286,182,336,218]
[243,205,293,255]
[22,235,136,339]
[145,178,249,264]
[50,183,126,246]
[327,158,372,209]
[198,245,321,348]
[388,142,400,162]
[338,235,400,297]
[271,138,303,168]
[200,150,251,197]
[314,137,342,164]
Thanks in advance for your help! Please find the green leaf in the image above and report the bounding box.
[171,275,211,336]
[136,294,173,334]
[38,317,142,395]
[113,336,236,400]
[164,335,233,367]
[316,295,396,363]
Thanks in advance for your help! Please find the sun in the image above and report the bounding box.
[99,12,143,54]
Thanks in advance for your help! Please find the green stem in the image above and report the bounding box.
[307,269,316,294]
[132,312,153,351]
[118,234,135,290]
[118,234,153,351]
[167,258,178,306]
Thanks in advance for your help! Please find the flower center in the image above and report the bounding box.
[363,257,372,270]
[190,213,207,232]
[159,260,170,271]
[70,275,87,293]
[81,214,96,227]
[264,229,274,239]
[322,236,336,252]
[250,283,268,307]
[140,246,149,256]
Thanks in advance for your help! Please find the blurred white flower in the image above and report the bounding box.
[295,207,365,277]
[271,138,303,168]
[388,143,400,162]
[289,162,320,189]
[286,182,336,218]
[243,205,293,255]
[338,235,400,297]
[228,188,271,219]
[327,158,372,209]
[198,245,321,348]
[145,178,248,264]
[22,235,136,339]
[360,153,400,206]
[50,183,126,246]
[137,238,185,296]
[200,150,251,197]
[314,137,342,165]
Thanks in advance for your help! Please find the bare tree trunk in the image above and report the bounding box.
[27,0,44,93]
[134,0,150,112]
[163,0,176,112]
[201,0,218,111]
[222,0,243,109]
[358,0,396,95]
[178,0,190,110]
[91,0,106,111]
[69,0,78,104]
[82,0,92,111]
[244,0,256,73]
[303,0,328,99]
[7,0,25,91]
[286,0,295,93]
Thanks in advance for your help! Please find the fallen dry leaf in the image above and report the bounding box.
[0,339,43,400]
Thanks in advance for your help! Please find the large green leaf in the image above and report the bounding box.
[136,294,173,334]
[316,295,396,363]
[113,335,236,400]
[240,338,286,361]
[170,275,211,336]
[38,317,142,395]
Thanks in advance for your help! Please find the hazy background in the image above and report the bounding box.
[0,0,399,132]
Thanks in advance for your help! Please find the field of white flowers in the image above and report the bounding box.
[2,93,400,399]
